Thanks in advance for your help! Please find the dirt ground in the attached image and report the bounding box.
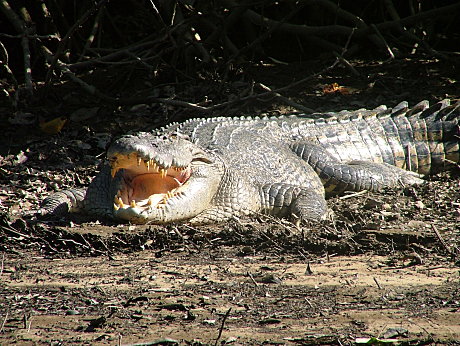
[1,57,460,345]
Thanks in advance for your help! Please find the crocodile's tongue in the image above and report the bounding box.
[114,166,192,210]
[129,173,179,205]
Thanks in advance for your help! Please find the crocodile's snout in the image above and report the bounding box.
[105,132,220,223]
[111,151,191,210]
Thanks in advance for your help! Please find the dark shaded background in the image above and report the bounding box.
[1,0,459,116]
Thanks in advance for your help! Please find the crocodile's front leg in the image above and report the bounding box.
[40,188,87,216]
[188,166,328,223]
[40,164,116,219]
[260,183,328,221]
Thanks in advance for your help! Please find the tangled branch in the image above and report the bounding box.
[0,0,458,110]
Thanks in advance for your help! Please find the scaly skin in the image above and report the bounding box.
[40,99,460,224]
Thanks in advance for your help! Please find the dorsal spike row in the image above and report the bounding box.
[441,100,460,121]
[432,99,460,121]
[418,99,449,119]
[325,117,338,124]
[152,99,458,140]
[405,100,429,117]
[374,105,388,112]
[391,101,409,116]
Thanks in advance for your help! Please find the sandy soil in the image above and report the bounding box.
[1,251,459,345]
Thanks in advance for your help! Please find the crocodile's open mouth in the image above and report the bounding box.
[110,153,191,213]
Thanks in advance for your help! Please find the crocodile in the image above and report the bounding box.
[41,99,460,224]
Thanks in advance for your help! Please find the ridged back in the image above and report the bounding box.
[160,100,460,175]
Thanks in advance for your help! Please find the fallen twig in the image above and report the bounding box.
[58,238,90,249]
[431,224,452,255]
[373,277,382,290]
[247,272,259,287]
[257,83,314,113]
[339,190,368,200]
[214,307,232,346]
[0,310,8,334]
[0,253,4,276]
[332,51,360,77]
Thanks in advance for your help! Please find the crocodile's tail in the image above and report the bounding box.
[402,99,460,174]
[403,99,459,125]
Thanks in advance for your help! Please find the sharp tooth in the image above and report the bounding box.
[117,196,124,207]
[152,162,157,171]
[114,196,125,208]
[145,160,150,171]
[137,157,142,166]
[130,200,136,208]
[111,167,118,178]
[114,203,120,211]
[147,198,152,206]
[167,191,173,198]
[160,168,166,178]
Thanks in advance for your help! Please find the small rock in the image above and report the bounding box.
[415,200,425,209]
[70,140,91,150]
[70,107,99,122]
[224,336,238,343]
[383,327,408,338]
[202,319,216,325]
[364,198,383,209]
[260,274,282,284]
[382,203,392,210]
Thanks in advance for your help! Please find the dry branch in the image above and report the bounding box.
[355,2,460,38]
[216,0,460,59]
[309,0,366,28]
[1,0,457,109]
[220,0,353,38]
[68,40,163,70]
[41,45,115,103]
[0,0,33,94]
[45,0,109,84]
